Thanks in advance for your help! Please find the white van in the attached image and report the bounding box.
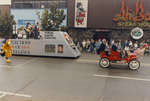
[10,31,80,58]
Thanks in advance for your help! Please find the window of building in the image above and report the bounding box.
[12,0,67,9]
[23,3,33,8]
[58,1,67,8]
[14,3,33,8]
[14,3,22,8]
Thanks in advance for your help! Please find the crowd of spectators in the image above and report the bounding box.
[75,39,150,56]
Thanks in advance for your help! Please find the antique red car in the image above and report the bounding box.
[99,49,140,70]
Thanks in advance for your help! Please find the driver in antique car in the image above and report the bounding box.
[98,39,110,56]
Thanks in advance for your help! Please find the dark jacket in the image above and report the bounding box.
[112,44,118,51]
[97,43,106,54]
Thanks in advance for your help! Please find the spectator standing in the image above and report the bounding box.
[125,40,129,51]
[82,40,86,53]
[144,46,150,56]
[140,41,144,47]
[121,40,125,49]
[134,41,138,50]
[97,39,107,54]
[25,23,31,39]
[86,39,91,53]
[89,39,95,53]
[112,41,118,51]
[110,39,114,47]
[125,40,129,47]
[77,41,81,51]
[117,40,122,50]
[95,39,102,54]
[129,41,133,47]
[33,22,40,39]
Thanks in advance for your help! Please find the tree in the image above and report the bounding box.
[0,13,15,37]
[41,2,66,31]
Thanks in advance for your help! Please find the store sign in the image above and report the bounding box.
[75,0,88,28]
[131,27,144,40]
[113,0,150,28]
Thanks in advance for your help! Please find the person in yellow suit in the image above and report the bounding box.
[1,37,12,63]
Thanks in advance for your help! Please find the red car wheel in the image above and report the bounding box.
[99,58,110,68]
[128,60,140,70]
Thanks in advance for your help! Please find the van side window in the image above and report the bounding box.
[45,44,55,53]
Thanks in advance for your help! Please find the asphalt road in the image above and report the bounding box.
[0,54,150,101]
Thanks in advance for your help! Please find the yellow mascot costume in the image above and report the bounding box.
[1,38,12,63]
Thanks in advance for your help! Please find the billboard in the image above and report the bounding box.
[0,0,11,5]
[74,0,88,28]
[11,9,67,29]
[68,0,150,29]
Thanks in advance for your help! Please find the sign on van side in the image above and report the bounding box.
[44,31,56,39]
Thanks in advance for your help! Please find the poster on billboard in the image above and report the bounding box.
[74,0,88,28]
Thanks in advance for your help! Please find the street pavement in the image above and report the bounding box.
[0,54,150,101]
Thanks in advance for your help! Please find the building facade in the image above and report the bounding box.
[67,0,150,40]
[68,0,150,29]
[11,0,67,9]
[0,0,11,16]
[0,5,10,15]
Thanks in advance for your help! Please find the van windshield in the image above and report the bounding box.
[64,33,74,47]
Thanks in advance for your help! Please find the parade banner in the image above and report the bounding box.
[74,0,88,28]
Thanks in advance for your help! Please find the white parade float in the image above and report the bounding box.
[6,31,80,58]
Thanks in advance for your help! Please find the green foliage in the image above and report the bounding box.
[36,11,41,20]
[41,2,66,31]
[0,13,15,37]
